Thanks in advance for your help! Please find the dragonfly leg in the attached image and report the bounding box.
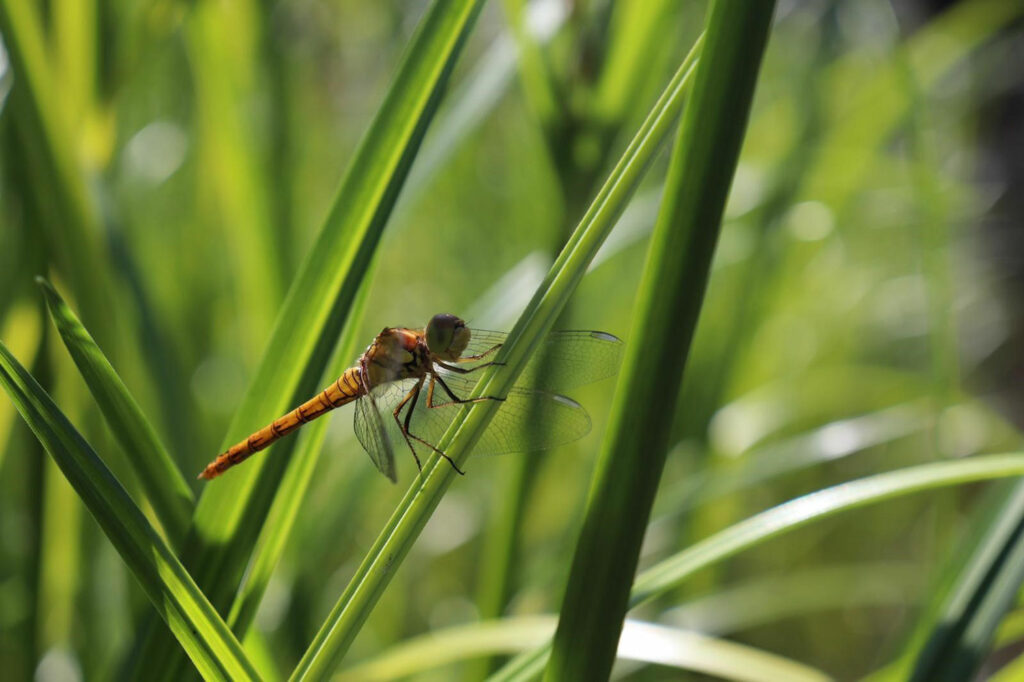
[393,379,424,473]
[398,377,465,475]
[426,372,505,409]
[435,359,503,375]
[426,374,437,408]
[456,343,502,362]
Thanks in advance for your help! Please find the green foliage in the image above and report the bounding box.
[0,342,258,681]
[38,278,194,544]
[2,1,1024,681]
[132,1,490,679]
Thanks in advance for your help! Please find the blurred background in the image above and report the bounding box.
[2,0,1024,679]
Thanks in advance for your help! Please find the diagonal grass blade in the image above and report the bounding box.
[39,278,194,544]
[0,340,259,681]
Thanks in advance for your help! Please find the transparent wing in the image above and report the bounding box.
[390,370,592,459]
[463,329,623,392]
[353,381,399,482]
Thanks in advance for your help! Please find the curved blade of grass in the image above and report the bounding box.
[543,1,775,679]
[334,616,830,682]
[131,0,490,677]
[654,401,933,518]
[38,278,193,544]
[488,454,1024,681]
[629,456,1024,606]
[0,340,259,681]
[289,34,705,682]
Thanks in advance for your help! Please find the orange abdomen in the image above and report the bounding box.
[198,367,363,480]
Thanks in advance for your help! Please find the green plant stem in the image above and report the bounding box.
[542,1,775,680]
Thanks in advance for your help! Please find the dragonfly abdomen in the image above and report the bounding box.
[198,367,364,480]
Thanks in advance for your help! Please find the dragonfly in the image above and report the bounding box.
[198,313,622,482]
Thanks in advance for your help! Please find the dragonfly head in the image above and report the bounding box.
[425,313,470,361]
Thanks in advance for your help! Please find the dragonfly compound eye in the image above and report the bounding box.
[426,313,469,359]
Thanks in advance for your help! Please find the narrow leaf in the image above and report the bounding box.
[0,340,259,681]
[39,278,194,544]
[544,1,775,679]
[908,481,1024,681]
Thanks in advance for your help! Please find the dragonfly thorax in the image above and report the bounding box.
[364,328,431,387]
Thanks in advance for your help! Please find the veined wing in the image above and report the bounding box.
[353,377,399,482]
[405,370,591,458]
[463,329,623,392]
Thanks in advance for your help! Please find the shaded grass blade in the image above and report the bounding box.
[0,0,113,342]
[289,34,705,682]
[38,278,194,544]
[0,340,259,681]
[130,0,489,676]
[489,454,1024,682]
[543,1,775,679]
[907,481,1024,681]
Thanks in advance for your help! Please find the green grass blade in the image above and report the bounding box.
[488,455,1024,682]
[630,456,1024,606]
[289,35,705,682]
[592,0,676,124]
[226,269,376,637]
[0,0,113,343]
[38,278,194,544]
[907,481,1024,681]
[186,0,282,355]
[130,0,489,676]
[0,340,260,682]
[543,1,775,679]
[338,617,555,682]
[335,616,830,682]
